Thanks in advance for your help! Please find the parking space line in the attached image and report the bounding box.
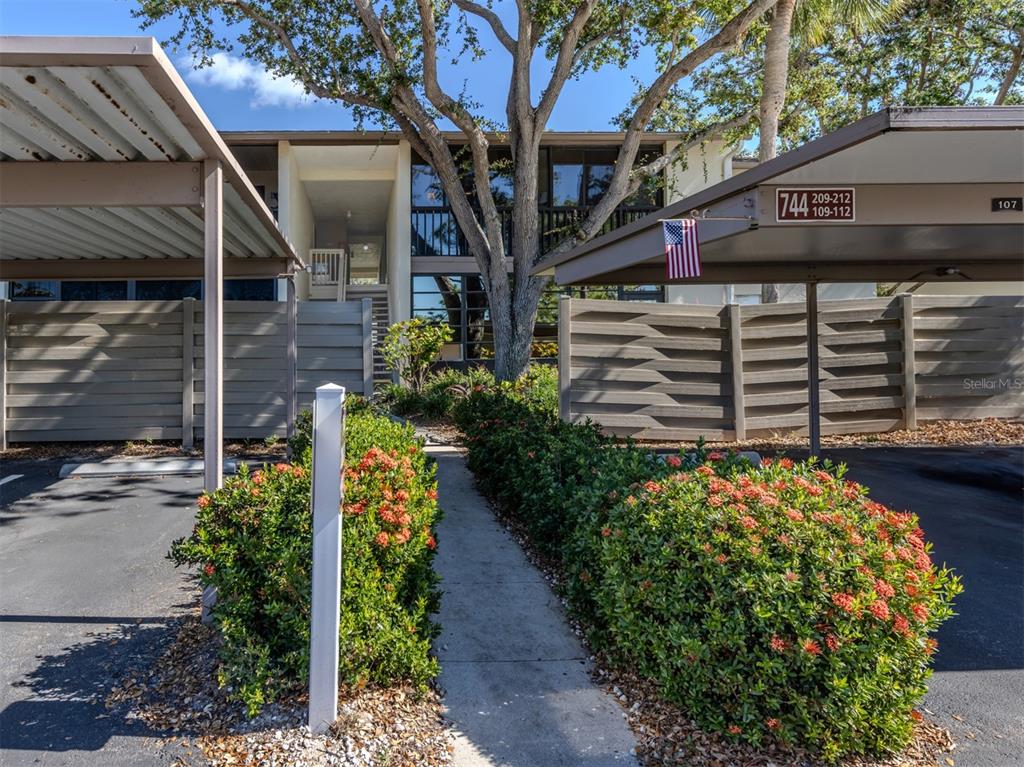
[0,474,24,487]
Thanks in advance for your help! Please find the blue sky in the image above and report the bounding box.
[0,0,661,132]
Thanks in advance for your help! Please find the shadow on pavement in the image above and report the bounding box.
[0,619,183,753]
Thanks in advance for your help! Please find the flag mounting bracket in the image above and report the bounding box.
[658,210,756,222]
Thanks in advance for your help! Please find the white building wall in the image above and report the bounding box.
[278,140,315,300]
[387,140,412,322]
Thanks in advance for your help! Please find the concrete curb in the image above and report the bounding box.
[59,458,240,479]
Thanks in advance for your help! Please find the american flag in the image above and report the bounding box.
[663,218,701,279]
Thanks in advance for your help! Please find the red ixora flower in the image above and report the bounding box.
[197,495,211,509]
[739,515,759,530]
[727,725,742,735]
[825,633,840,652]
[778,458,795,470]
[274,462,290,472]
[802,639,822,656]
[911,603,929,623]
[869,600,890,621]
[252,470,265,485]
[601,527,612,537]
[831,592,856,613]
[643,480,662,494]
[374,532,390,548]
[784,570,799,582]
[203,563,215,577]
[892,615,911,636]
[874,578,896,599]
[426,488,438,500]
[715,553,728,565]
[426,535,437,550]
[696,465,715,477]
[766,717,781,731]
[770,635,788,652]
[665,455,682,468]
[707,451,725,462]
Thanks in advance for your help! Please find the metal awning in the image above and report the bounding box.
[535,106,1024,455]
[0,36,304,490]
[0,36,301,279]
[534,107,1024,286]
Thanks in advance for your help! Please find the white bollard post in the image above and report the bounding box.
[309,384,345,734]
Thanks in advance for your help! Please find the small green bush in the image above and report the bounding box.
[171,411,441,715]
[456,389,961,760]
[381,318,452,393]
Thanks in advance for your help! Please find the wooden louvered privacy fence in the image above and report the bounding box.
[0,298,373,446]
[558,295,1024,442]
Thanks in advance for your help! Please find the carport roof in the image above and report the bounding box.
[0,36,300,279]
[533,106,1024,286]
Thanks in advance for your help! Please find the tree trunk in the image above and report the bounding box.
[758,0,796,304]
[995,38,1023,105]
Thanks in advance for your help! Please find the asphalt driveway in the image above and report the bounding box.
[823,446,1024,767]
[0,461,199,766]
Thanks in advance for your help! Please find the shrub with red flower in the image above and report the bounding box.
[454,387,960,759]
[169,410,441,716]
[571,457,961,759]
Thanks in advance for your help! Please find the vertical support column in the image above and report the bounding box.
[286,276,298,441]
[806,282,821,455]
[361,297,373,397]
[203,160,224,491]
[0,300,7,452]
[728,303,746,441]
[309,383,345,734]
[900,293,917,430]
[558,295,572,422]
[182,297,195,450]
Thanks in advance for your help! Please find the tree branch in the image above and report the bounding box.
[452,0,516,52]
[534,1,599,130]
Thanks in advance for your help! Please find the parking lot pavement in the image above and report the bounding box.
[826,447,1024,767]
[0,461,200,766]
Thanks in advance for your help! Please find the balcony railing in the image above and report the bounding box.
[309,248,346,286]
[411,205,658,259]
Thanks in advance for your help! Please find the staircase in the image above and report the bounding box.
[346,285,391,384]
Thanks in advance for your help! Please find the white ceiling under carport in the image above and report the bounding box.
[0,36,298,272]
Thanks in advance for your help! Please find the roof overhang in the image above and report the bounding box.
[0,36,301,279]
[534,107,1024,286]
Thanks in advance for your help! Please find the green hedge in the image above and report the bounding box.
[170,410,440,715]
[454,389,961,760]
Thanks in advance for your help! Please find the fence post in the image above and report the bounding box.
[361,297,373,397]
[558,295,572,422]
[309,383,345,734]
[1,299,7,452]
[287,278,297,442]
[182,298,195,450]
[900,293,917,430]
[728,304,746,441]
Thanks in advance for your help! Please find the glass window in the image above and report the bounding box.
[60,281,128,300]
[551,163,584,207]
[412,275,465,361]
[10,280,58,300]
[411,162,444,207]
[225,279,275,301]
[586,163,614,206]
[135,280,201,301]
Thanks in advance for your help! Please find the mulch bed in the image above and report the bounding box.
[649,418,1024,452]
[106,611,453,767]
[2,439,288,464]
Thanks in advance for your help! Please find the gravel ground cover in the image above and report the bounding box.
[106,612,453,767]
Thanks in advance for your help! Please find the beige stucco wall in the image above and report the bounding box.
[388,140,412,322]
[278,141,315,300]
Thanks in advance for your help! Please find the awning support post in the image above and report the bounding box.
[286,274,298,445]
[806,282,821,456]
[203,160,224,491]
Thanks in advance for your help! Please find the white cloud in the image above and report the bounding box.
[183,53,313,109]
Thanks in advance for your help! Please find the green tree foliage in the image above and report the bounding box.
[134,0,778,380]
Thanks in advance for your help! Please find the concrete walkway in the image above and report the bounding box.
[430,449,638,767]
